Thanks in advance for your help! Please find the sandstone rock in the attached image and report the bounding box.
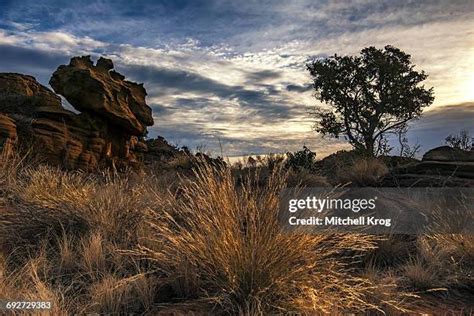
[35,120,113,170]
[0,56,157,171]
[0,114,17,156]
[50,56,153,135]
[0,56,214,172]
[0,114,17,141]
[0,73,62,116]
[133,138,148,153]
[422,146,474,162]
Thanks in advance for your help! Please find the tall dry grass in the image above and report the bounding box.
[335,157,389,186]
[136,164,379,314]
[1,151,473,314]
[0,153,163,314]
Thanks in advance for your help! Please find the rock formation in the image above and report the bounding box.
[0,114,17,157]
[50,56,153,135]
[383,146,474,187]
[422,146,474,162]
[0,56,154,170]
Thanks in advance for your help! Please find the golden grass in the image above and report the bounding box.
[335,157,389,186]
[136,164,378,313]
[0,153,473,314]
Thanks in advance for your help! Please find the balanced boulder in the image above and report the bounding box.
[50,56,153,135]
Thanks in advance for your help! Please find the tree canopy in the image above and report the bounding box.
[307,45,434,156]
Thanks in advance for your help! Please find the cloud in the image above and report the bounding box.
[0,44,69,82]
[414,102,474,132]
[286,83,312,92]
[393,103,474,154]
[0,0,472,157]
[245,69,282,81]
[118,63,296,120]
[0,28,106,54]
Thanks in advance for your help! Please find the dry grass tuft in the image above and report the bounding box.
[85,273,154,314]
[137,164,379,314]
[81,232,107,277]
[0,158,165,314]
[335,157,389,186]
[402,257,442,290]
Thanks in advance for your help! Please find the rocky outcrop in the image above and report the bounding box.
[131,136,225,174]
[143,137,189,162]
[0,73,63,116]
[422,146,474,162]
[383,146,474,187]
[0,56,154,170]
[50,56,153,135]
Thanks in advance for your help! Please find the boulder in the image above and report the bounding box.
[385,146,474,187]
[423,146,474,162]
[50,56,153,135]
[0,73,62,116]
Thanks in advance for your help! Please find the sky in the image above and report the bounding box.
[0,0,473,158]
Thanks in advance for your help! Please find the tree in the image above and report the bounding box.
[445,129,473,151]
[307,45,434,156]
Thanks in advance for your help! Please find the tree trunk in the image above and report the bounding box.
[364,138,376,157]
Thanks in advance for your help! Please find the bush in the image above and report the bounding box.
[285,146,317,171]
[445,129,473,151]
[314,150,361,177]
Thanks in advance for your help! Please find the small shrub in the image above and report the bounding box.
[445,129,473,151]
[285,146,317,171]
